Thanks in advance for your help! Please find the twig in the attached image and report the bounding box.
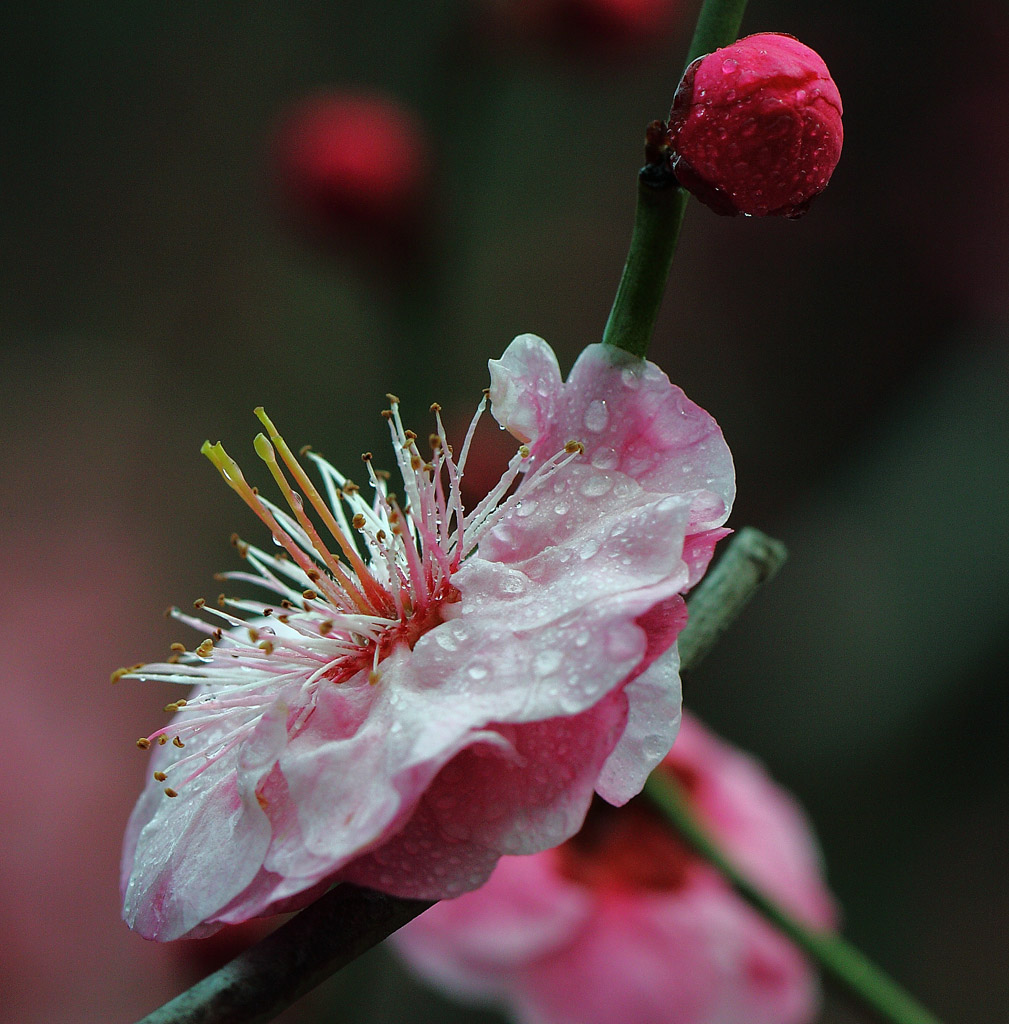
[135,887,433,1024]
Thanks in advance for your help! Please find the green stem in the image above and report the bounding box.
[601,0,750,361]
[684,0,749,67]
[645,773,943,1024]
[600,178,688,359]
[678,526,787,671]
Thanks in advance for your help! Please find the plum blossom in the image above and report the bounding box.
[120,335,733,941]
[393,713,837,1024]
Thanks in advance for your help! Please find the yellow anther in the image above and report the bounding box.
[248,627,259,643]
[564,439,585,455]
[193,597,206,609]
[111,667,130,685]
[196,639,214,658]
[258,640,274,655]
[319,620,334,635]
[164,788,179,798]
[352,514,366,530]
[170,643,186,653]
[302,589,318,601]
[410,455,423,471]
[519,445,531,458]
[368,670,381,685]
[429,402,442,413]
[361,451,373,462]
[164,702,179,713]
[158,736,168,745]
[153,771,167,782]
[386,393,400,405]
[172,736,185,749]
[136,737,151,750]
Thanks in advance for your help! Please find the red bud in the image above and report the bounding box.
[666,33,843,217]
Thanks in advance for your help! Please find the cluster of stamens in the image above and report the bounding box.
[118,397,586,799]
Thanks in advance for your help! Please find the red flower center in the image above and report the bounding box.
[556,763,701,893]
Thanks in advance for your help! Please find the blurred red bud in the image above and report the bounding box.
[666,33,843,217]
[270,92,431,259]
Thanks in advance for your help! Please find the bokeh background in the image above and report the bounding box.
[2,1,1007,1022]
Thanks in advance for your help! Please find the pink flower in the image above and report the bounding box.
[666,33,843,218]
[120,335,733,941]
[393,713,837,1024]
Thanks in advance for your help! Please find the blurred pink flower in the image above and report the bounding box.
[121,335,733,941]
[394,712,837,1024]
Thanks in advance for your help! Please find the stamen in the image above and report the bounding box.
[202,440,363,615]
[253,408,392,614]
[253,432,374,614]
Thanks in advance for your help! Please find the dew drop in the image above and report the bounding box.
[515,499,538,518]
[499,572,527,595]
[620,367,640,389]
[590,447,619,470]
[583,399,609,432]
[435,631,458,651]
[554,501,570,515]
[467,664,488,680]
[534,649,563,676]
[579,538,601,560]
[721,57,737,74]
[579,474,613,498]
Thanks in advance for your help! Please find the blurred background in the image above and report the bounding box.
[2,0,1007,1021]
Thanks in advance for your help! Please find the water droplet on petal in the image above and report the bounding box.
[534,649,563,676]
[579,474,613,498]
[498,572,527,595]
[590,447,619,470]
[583,399,609,432]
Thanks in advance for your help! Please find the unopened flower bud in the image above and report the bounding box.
[666,32,843,217]
[270,92,430,257]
